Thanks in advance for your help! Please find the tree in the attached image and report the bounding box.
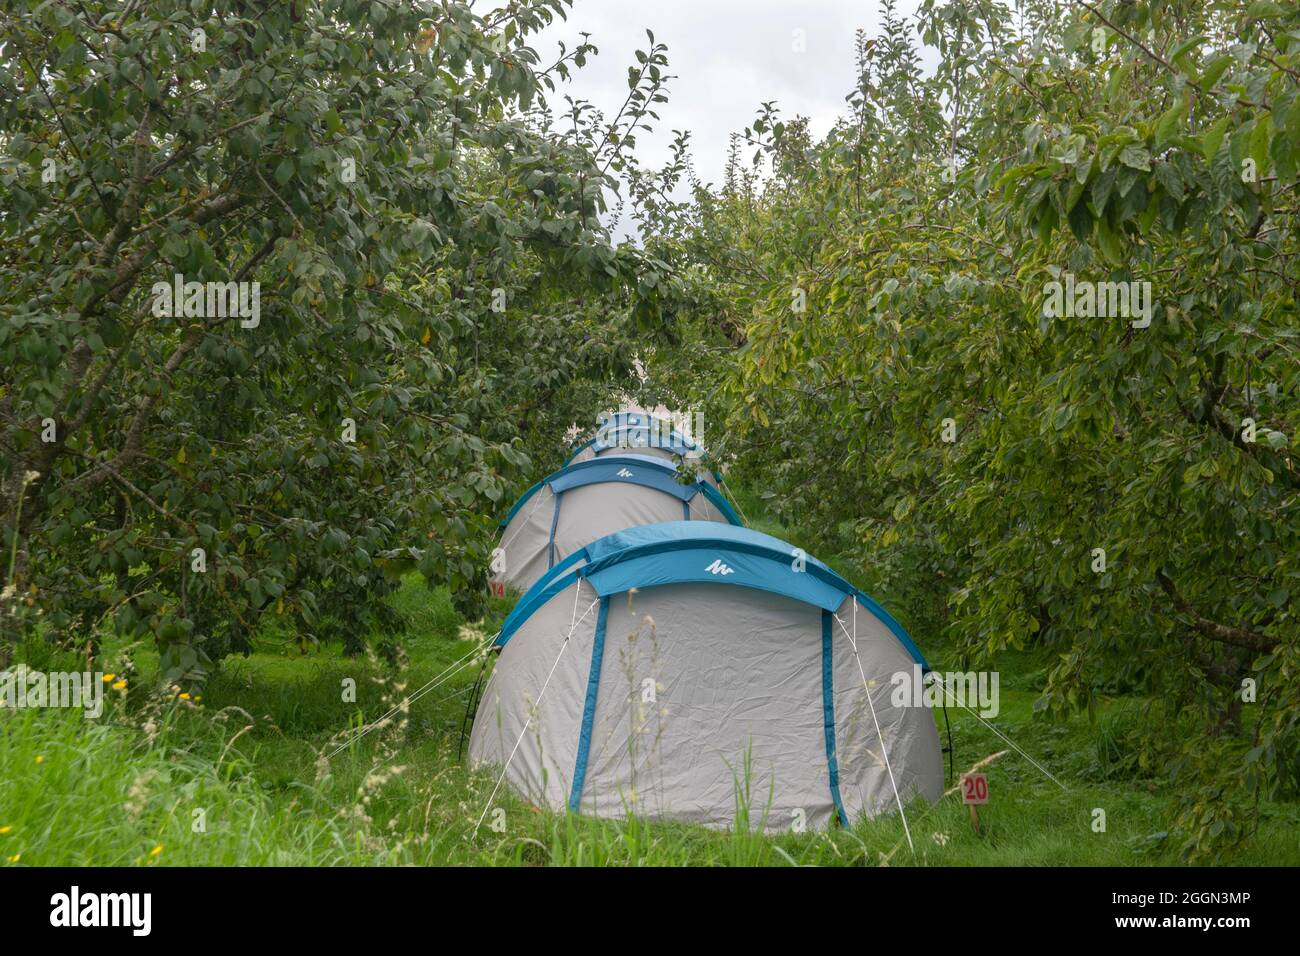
[646,0,1298,857]
[0,0,680,680]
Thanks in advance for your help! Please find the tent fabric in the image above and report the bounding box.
[469,522,942,831]
[492,456,740,596]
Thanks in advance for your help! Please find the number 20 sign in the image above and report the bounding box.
[961,773,988,805]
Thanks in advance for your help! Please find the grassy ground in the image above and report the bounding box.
[4,501,1299,866]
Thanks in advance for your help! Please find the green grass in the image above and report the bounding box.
[4,569,1299,866]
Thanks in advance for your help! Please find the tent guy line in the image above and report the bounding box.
[324,637,493,759]
[930,678,1068,791]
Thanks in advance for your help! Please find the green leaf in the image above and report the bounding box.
[1169,35,1208,68]
[1119,144,1151,171]
[1200,116,1232,161]
[1154,96,1188,148]
[1249,115,1273,179]
[1199,55,1232,93]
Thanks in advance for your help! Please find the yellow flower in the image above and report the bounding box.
[149,845,163,858]
[7,854,18,863]
[0,826,11,834]
[102,673,115,683]
[113,680,127,690]
[34,755,43,764]
[179,692,191,700]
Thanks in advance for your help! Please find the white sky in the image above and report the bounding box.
[528,0,928,233]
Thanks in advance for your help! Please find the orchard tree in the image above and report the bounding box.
[0,0,681,680]
[648,0,1298,857]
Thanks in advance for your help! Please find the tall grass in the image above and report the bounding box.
[4,574,1299,866]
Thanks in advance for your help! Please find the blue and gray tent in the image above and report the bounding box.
[491,455,741,595]
[565,411,720,486]
[470,522,943,830]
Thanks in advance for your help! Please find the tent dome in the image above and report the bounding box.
[470,522,943,830]
[491,455,740,596]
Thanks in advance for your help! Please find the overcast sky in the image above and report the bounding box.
[529,0,928,231]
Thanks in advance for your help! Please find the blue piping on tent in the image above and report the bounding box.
[563,414,701,463]
[822,609,848,826]
[682,500,690,520]
[569,596,609,812]
[583,546,846,612]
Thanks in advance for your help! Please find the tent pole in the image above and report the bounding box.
[941,690,954,788]
[457,653,492,763]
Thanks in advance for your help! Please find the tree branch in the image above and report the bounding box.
[1156,569,1278,654]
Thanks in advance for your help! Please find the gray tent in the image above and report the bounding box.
[490,454,740,597]
[470,522,943,831]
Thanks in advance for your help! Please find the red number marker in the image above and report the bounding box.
[961,773,988,805]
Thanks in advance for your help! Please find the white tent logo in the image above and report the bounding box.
[616,468,634,477]
[705,559,734,576]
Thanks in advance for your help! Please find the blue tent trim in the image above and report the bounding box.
[500,455,739,529]
[550,456,695,500]
[568,596,609,812]
[821,609,848,826]
[493,522,929,673]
